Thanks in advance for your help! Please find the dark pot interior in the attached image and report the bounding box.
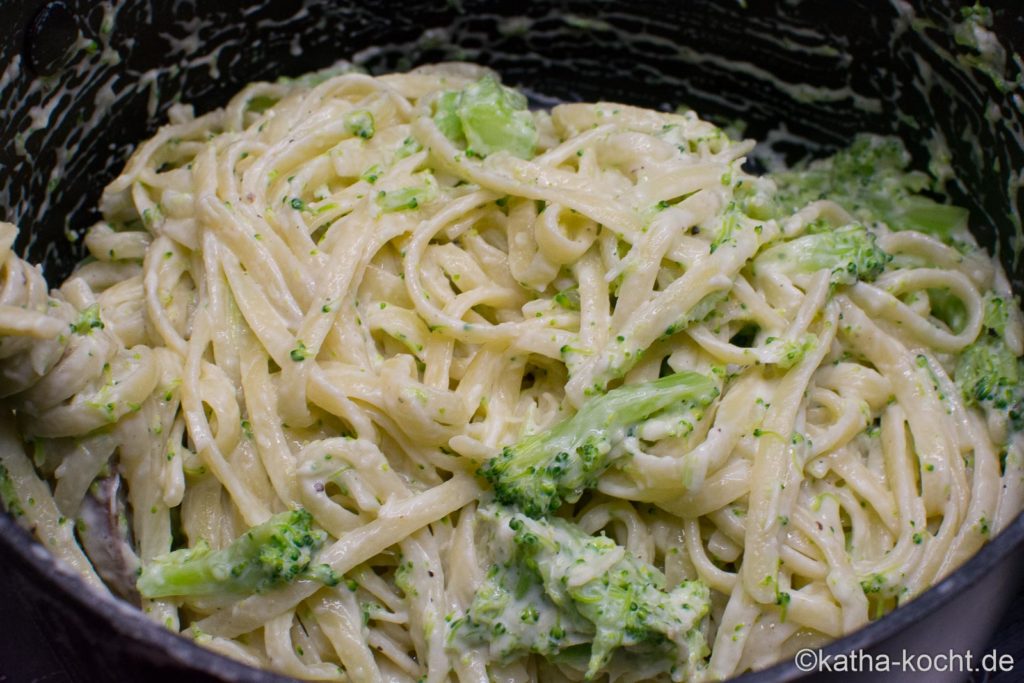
[1,1,1023,681]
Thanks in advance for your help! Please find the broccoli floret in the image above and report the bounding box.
[773,134,969,241]
[753,223,890,286]
[432,76,537,159]
[982,293,1011,337]
[459,556,592,661]
[457,507,710,681]
[954,291,1024,433]
[955,336,1024,431]
[137,509,335,598]
[479,371,719,518]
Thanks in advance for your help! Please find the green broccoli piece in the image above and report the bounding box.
[982,293,1011,337]
[376,172,438,214]
[709,205,743,254]
[457,507,710,681]
[245,94,278,114]
[772,134,969,241]
[929,287,969,333]
[433,91,465,143]
[954,290,1024,433]
[395,136,422,159]
[955,336,1024,432]
[432,76,537,159]
[459,555,592,661]
[71,304,104,335]
[932,290,1010,337]
[344,110,375,140]
[0,463,24,518]
[137,509,335,598]
[479,371,719,518]
[776,333,818,369]
[377,186,433,213]
[753,223,890,286]
[554,286,581,311]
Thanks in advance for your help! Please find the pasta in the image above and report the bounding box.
[1,62,1023,682]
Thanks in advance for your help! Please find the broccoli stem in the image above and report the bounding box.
[137,508,334,598]
[431,76,538,159]
[479,371,718,518]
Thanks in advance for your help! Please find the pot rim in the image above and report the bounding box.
[0,504,293,682]
[2,488,1023,682]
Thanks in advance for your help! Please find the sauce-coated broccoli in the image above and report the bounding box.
[956,335,1024,432]
[457,506,710,681]
[753,223,890,286]
[772,134,969,240]
[433,76,538,159]
[954,293,1024,434]
[479,371,719,518]
[137,508,335,598]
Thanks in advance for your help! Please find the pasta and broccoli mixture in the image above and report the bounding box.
[1,63,1022,681]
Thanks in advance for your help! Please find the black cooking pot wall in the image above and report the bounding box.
[0,0,1022,283]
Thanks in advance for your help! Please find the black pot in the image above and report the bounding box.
[1,1,1023,681]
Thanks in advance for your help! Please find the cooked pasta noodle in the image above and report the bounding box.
[1,62,1022,682]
